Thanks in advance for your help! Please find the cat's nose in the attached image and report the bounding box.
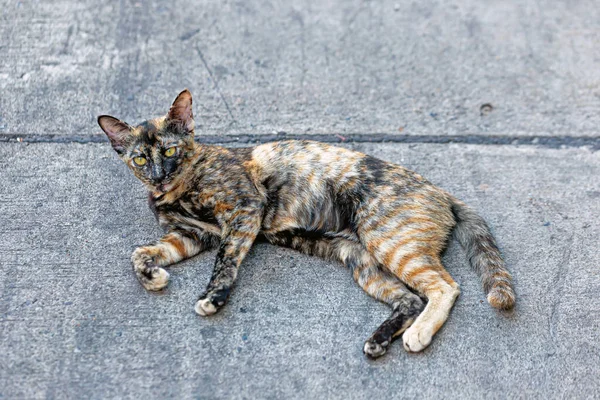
[151,165,166,182]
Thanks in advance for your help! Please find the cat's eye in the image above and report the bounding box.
[133,156,147,166]
[164,147,177,157]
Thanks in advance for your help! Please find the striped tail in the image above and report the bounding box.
[451,198,515,310]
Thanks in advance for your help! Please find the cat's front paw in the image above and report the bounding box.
[138,266,170,291]
[194,288,230,316]
[195,298,218,316]
[131,249,170,291]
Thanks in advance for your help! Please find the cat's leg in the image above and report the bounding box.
[398,255,459,353]
[351,261,425,358]
[267,233,424,358]
[360,198,461,353]
[321,239,426,358]
[195,211,262,316]
[132,230,217,291]
[371,237,460,352]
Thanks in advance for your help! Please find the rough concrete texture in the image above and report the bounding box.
[1,0,600,137]
[1,142,599,399]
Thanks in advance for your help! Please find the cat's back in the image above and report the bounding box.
[243,140,428,190]
[243,140,365,183]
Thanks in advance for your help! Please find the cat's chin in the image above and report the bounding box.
[155,183,174,193]
[148,182,174,194]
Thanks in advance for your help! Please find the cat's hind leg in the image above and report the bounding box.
[132,230,217,291]
[398,257,460,352]
[268,233,424,358]
[350,260,425,358]
[373,239,460,352]
[361,198,461,353]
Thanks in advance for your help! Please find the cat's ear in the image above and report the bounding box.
[97,115,133,155]
[167,89,194,132]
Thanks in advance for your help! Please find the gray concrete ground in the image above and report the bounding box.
[1,0,600,137]
[1,0,600,399]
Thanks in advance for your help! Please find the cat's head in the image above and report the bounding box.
[98,89,196,192]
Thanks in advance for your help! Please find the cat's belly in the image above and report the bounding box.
[262,228,361,260]
[260,187,356,235]
[248,141,364,235]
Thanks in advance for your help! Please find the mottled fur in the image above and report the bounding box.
[98,90,515,357]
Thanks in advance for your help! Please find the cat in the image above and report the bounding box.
[98,89,515,358]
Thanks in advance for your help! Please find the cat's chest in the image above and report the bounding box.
[149,192,221,234]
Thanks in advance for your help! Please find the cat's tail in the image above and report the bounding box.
[450,198,515,310]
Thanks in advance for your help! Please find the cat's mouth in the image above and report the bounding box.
[154,181,174,193]
[156,183,172,192]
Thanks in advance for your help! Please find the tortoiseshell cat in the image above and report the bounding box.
[98,90,515,357]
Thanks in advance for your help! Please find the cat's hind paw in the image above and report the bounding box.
[402,325,432,353]
[363,338,389,359]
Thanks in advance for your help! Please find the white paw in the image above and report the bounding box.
[363,340,388,359]
[142,268,170,291]
[402,325,433,353]
[195,298,217,316]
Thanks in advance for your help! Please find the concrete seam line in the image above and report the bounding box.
[0,133,598,150]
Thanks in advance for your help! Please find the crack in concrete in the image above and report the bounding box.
[0,133,598,150]
[195,45,237,126]
[528,196,579,349]
[548,234,574,346]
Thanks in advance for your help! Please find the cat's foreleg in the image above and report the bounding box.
[195,212,261,316]
[131,230,217,291]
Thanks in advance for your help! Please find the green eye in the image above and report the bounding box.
[133,156,147,166]
[164,147,176,157]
